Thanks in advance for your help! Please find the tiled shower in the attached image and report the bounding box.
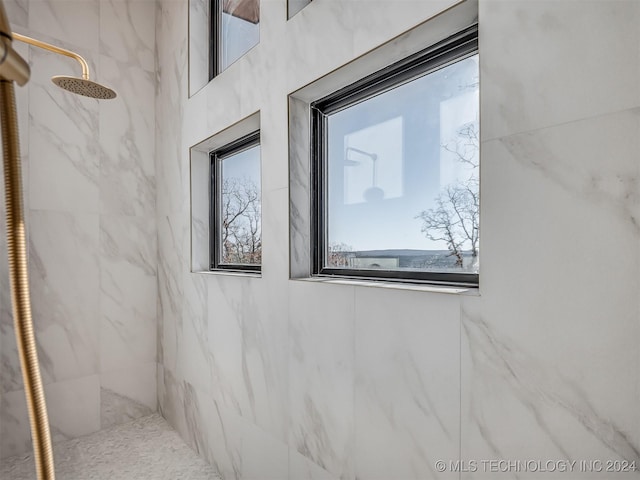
[2,0,640,479]
[1,0,157,458]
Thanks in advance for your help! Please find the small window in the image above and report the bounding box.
[210,132,261,272]
[311,26,479,286]
[211,0,260,78]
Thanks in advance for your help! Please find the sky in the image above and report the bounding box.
[220,143,261,187]
[327,54,479,252]
[216,54,479,255]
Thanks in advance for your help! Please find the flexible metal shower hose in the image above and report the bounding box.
[0,79,55,479]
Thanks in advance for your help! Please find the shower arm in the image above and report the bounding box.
[12,32,90,80]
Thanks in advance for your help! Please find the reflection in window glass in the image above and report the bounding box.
[324,54,479,276]
[211,135,261,270]
[220,0,260,71]
[343,117,404,204]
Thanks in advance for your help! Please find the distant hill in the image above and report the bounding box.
[342,248,477,271]
[352,249,453,257]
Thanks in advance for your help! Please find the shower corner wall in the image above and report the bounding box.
[156,0,640,479]
[0,0,158,460]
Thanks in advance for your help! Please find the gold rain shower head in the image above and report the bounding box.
[51,76,116,100]
[12,32,117,99]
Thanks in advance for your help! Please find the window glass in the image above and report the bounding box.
[211,135,261,271]
[221,0,260,70]
[322,53,479,279]
[190,0,259,89]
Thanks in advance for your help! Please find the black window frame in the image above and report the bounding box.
[209,0,220,80]
[210,131,262,273]
[310,25,479,287]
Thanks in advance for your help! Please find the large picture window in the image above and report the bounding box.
[210,131,261,272]
[311,26,479,286]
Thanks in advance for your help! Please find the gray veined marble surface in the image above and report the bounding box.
[0,414,221,480]
[1,0,158,461]
[158,0,640,478]
[2,0,639,478]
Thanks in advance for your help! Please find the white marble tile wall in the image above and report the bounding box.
[28,42,101,213]
[28,0,100,52]
[458,3,640,478]
[100,0,156,72]
[288,282,355,479]
[4,0,27,28]
[0,0,157,459]
[156,0,640,479]
[354,288,460,480]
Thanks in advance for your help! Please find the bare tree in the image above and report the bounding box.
[443,122,478,167]
[416,122,479,268]
[328,242,353,267]
[221,177,261,264]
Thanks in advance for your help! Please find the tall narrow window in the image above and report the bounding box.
[211,0,260,77]
[311,26,479,286]
[210,132,261,272]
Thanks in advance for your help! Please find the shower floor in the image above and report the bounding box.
[0,414,222,479]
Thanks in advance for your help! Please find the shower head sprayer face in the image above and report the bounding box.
[9,34,116,99]
[51,76,117,100]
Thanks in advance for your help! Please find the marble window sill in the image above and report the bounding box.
[191,269,262,279]
[291,276,479,296]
